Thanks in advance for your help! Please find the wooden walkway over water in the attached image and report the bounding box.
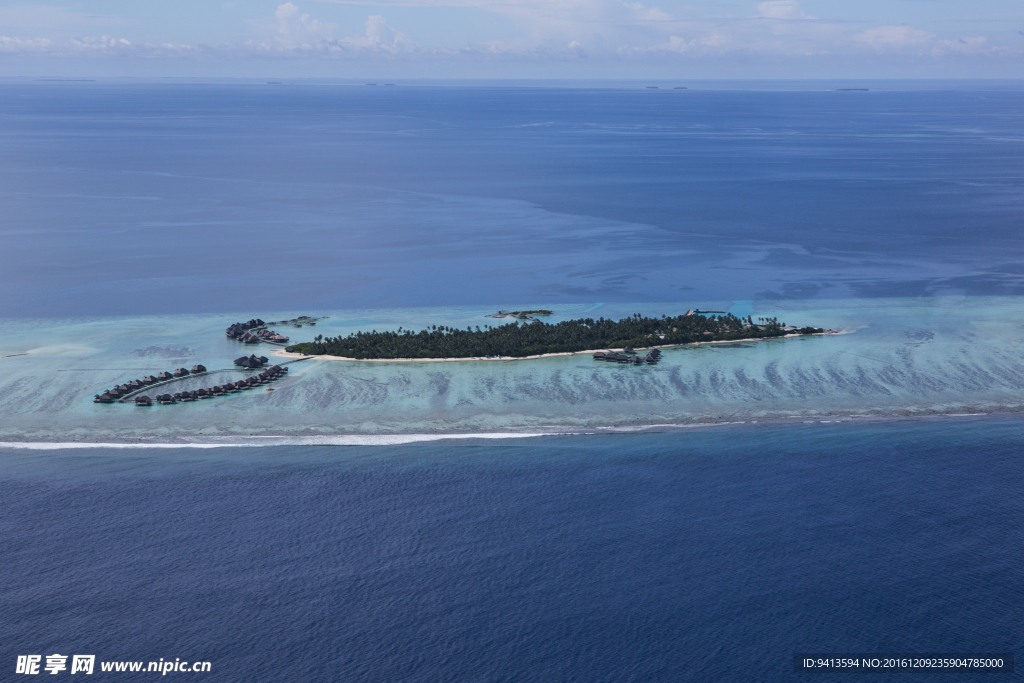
[115,357,313,403]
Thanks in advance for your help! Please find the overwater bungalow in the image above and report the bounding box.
[135,395,153,406]
[157,394,176,405]
[192,364,207,374]
[144,375,158,384]
[94,393,114,404]
[593,351,633,363]
[234,354,269,369]
[226,319,266,338]
[158,371,174,381]
[174,368,190,377]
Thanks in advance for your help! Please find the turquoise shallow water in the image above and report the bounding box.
[2,296,1023,443]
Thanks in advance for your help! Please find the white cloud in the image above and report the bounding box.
[0,35,53,53]
[352,14,410,50]
[69,35,132,50]
[273,2,336,48]
[0,33,197,57]
[70,36,200,56]
[932,35,1018,56]
[237,4,416,56]
[655,34,688,53]
[757,0,810,20]
[853,25,932,50]
[627,2,671,22]
[0,0,1019,67]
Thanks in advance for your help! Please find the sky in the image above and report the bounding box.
[0,0,1022,79]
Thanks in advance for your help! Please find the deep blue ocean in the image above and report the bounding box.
[2,82,1024,680]
[2,420,1022,681]
[2,81,1023,315]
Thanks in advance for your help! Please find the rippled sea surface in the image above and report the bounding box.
[2,81,1024,317]
[2,422,1022,681]
[2,82,1023,680]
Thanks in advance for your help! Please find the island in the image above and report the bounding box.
[486,309,553,320]
[284,313,827,360]
[225,315,326,345]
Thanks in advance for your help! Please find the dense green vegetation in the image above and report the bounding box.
[286,313,824,360]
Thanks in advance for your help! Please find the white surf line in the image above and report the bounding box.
[0,433,554,449]
[1,412,1013,451]
[0,442,247,450]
